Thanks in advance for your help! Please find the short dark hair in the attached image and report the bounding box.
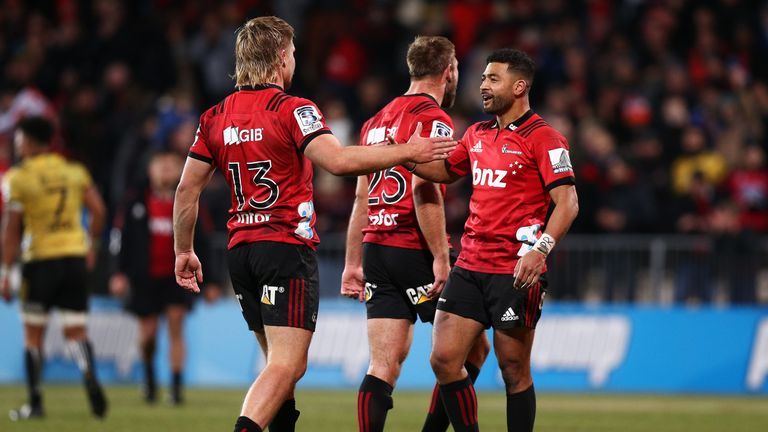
[486,48,536,85]
[16,116,53,145]
[407,36,455,78]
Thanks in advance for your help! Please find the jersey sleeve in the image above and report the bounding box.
[73,163,93,191]
[188,110,214,165]
[284,98,333,152]
[532,131,576,190]
[1,170,25,211]
[418,110,455,139]
[444,128,472,177]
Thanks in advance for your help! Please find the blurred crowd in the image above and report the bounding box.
[1,0,767,301]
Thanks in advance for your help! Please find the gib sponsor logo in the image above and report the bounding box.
[369,209,399,226]
[234,212,271,225]
[223,126,263,145]
[44,311,139,378]
[531,315,631,387]
[307,314,369,381]
[747,318,768,390]
[472,160,507,188]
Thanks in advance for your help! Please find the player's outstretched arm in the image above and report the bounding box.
[304,122,456,176]
[173,157,215,293]
[514,184,579,289]
[0,208,22,302]
[341,176,368,302]
[410,159,462,184]
[412,176,451,298]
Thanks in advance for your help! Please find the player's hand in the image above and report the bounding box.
[341,265,365,302]
[174,251,203,293]
[513,250,546,290]
[427,255,451,298]
[109,272,130,298]
[203,283,223,304]
[405,122,457,164]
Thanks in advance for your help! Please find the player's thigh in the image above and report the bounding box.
[367,318,414,365]
[431,309,485,366]
[263,325,313,373]
[165,304,187,338]
[228,241,319,332]
[363,244,417,322]
[20,260,56,325]
[55,257,89,313]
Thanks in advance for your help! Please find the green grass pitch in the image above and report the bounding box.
[1,385,767,431]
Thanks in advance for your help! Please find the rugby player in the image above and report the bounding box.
[171,17,456,432]
[1,116,108,420]
[341,36,489,432]
[411,48,579,431]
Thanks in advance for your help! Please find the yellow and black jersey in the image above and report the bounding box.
[2,153,93,262]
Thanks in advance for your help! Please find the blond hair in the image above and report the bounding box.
[234,16,294,87]
[406,36,455,78]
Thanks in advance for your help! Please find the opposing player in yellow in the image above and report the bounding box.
[0,116,108,420]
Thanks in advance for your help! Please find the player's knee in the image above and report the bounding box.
[498,357,531,392]
[467,335,491,366]
[430,350,461,378]
[368,358,403,383]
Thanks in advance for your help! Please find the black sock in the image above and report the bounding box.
[269,398,300,432]
[506,384,536,432]
[24,348,43,408]
[357,374,393,432]
[171,371,183,403]
[234,416,262,432]
[438,376,478,432]
[423,362,480,432]
[142,339,156,397]
[67,340,98,384]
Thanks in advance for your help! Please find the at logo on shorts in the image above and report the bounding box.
[261,284,284,305]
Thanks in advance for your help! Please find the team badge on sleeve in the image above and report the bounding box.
[294,105,324,136]
[430,120,454,138]
[548,148,573,174]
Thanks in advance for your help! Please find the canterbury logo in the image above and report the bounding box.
[501,307,519,322]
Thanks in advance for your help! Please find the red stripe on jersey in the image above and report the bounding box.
[456,390,469,426]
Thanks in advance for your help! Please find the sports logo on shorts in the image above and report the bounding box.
[364,282,376,302]
[501,307,519,322]
[406,284,432,305]
[430,121,453,138]
[548,148,573,174]
[261,284,284,305]
[294,105,324,136]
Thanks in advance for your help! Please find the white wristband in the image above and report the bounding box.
[532,233,556,257]
[0,264,9,280]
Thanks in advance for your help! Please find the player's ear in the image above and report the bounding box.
[443,64,452,83]
[281,48,286,67]
[514,79,528,97]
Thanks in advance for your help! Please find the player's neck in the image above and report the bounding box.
[405,81,444,106]
[496,99,531,129]
[151,187,174,200]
